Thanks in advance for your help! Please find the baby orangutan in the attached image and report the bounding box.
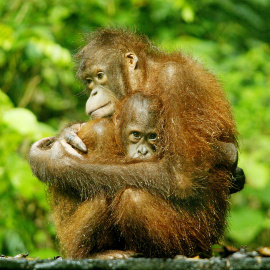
[51,93,164,259]
[78,92,162,163]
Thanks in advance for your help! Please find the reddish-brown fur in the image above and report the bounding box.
[29,28,238,258]
[51,93,165,258]
[78,118,122,162]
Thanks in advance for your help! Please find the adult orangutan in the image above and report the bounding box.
[29,28,245,259]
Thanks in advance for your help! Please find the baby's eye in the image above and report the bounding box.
[86,78,93,84]
[148,133,157,141]
[97,72,104,80]
[132,131,141,139]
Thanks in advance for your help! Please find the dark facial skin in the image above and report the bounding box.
[123,110,158,160]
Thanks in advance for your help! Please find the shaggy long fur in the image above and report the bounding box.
[29,28,238,258]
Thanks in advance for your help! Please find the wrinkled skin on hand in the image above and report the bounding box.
[60,123,87,156]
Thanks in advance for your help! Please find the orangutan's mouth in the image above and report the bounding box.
[89,101,112,115]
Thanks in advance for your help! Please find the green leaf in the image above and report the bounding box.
[239,153,270,188]
[0,89,13,114]
[30,248,59,260]
[2,108,38,136]
[181,6,194,23]
[0,23,14,50]
[6,153,45,200]
[228,207,265,244]
[4,230,26,255]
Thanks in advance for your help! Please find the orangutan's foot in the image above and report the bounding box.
[89,250,138,259]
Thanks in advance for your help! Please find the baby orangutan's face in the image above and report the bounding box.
[122,109,158,160]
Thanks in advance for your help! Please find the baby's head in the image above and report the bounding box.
[115,93,162,160]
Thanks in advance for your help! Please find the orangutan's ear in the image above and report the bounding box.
[125,52,138,69]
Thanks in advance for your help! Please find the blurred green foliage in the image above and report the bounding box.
[0,0,269,257]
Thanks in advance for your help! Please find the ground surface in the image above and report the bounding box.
[1,248,270,270]
[1,256,270,270]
